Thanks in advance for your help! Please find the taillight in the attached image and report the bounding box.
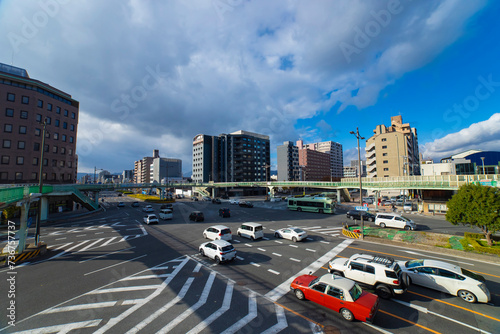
[393,280,399,285]
[219,233,222,236]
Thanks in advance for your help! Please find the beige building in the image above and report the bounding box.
[134,149,159,183]
[366,116,420,178]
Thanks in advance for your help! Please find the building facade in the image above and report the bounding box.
[365,115,420,178]
[421,150,500,176]
[277,141,299,181]
[303,140,343,180]
[297,140,331,181]
[134,149,159,183]
[192,130,270,183]
[150,157,182,183]
[0,63,79,184]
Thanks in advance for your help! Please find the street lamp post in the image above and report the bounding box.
[350,128,365,240]
[480,157,485,175]
[94,166,103,184]
[35,118,47,246]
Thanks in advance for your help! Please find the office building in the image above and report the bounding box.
[297,140,331,181]
[134,149,159,183]
[421,150,500,175]
[277,141,299,181]
[303,140,343,180]
[122,169,134,183]
[0,63,79,184]
[150,157,182,183]
[365,115,420,178]
[192,130,270,183]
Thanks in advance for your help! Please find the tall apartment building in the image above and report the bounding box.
[366,115,420,178]
[0,63,79,184]
[297,140,331,181]
[343,160,366,178]
[192,130,270,183]
[134,149,159,183]
[150,157,182,183]
[302,140,343,180]
[122,169,134,182]
[277,141,299,181]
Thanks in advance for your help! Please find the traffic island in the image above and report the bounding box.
[0,242,48,266]
[342,224,363,239]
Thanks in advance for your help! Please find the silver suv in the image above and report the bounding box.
[328,253,409,299]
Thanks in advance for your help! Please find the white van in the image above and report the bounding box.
[159,209,173,220]
[375,213,416,230]
[237,223,264,240]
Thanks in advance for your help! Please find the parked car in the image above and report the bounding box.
[142,205,154,213]
[218,208,230,218]
[143,214,159,225]
[270,197,282,202]
[290,273,380,322]
[346,210,376,222]
[375,213,417,230]
[192,197,198,201]
[199,240,236,264]
[274,227,308,242]
[398,259,491,303]
[117,202,125,207]
[362,197,374,204]
[131,201,140,207]
[229,199,240,205]
[239,201,254,208]
[189,211,204,222]
[237,222,263,240]
[403,202,413,211]
[159,209,173,220]
[202,196,211,201]
[329,253,409,299]
[203,225,232,241]
[212,198,221,204]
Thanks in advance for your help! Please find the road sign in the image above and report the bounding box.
[355,206,368,211]
[27,217,33,228]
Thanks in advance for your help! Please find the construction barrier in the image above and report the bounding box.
[342,225,362,239]
[1,244,47,265]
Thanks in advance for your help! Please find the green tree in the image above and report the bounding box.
[446,184,500,246]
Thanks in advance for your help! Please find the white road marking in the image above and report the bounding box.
[9,320,102,334]
[84,254,147,276]
[258,248,266,252]
[100,236,118,247]
[320,240,330,244]
[76,238,104,253]
[289,244,298,248]
[120,274,171,281]
[236,256,244,260]
[233,239,241,243]
[88,284,162,294]
[306,248,316,253]
[157,272,217,333]
[55,237,67,240]
[187,281,234,334]
[268,269,280,275]
[272,253,282,257]
[266,239,354,302]
[261,304,288,334]
[274,240,283,244]
[41,302,116,314]
[220,292,257,334]
[49,241,91,260]
[309,227,343,232]
[245,243,253,247]
[290,258,301,262]
[250,262,261,267]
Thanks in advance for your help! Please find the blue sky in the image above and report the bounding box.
[0,0,499,174]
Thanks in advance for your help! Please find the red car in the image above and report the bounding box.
[290,274,379,323]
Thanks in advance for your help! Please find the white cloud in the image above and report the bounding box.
[0,0,489,173]
[421,113,500,159]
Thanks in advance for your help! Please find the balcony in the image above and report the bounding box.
[366,142,375,153]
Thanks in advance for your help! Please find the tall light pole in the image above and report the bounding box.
[94,166,103,184]
[480,157,485,175]
[350,128,365,240]
[35,118,47,246]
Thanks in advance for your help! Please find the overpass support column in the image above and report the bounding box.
[336,189,341,205]
[17,201,30,253]
[268,186,275,198]
[211,187,215,198]
[93,191,99,205]
[39,196,48,222]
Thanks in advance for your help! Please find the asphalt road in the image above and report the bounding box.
[1,194,499,333]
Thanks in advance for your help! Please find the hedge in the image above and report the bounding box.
[468,238,500,256]
[464,232,500,242]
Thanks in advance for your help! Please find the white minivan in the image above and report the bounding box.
[237,223,264,240]
[375,213,417,230]
[159,209,173,220]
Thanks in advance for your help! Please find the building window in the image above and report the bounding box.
[52,160,57,167]
[60,161,65,167]
[20,111,28,119]
[4,124,12,133]
[46,117,51,124]
[43,159,48,166]
[55,119,60,127]
[1,156,9,164]
[19,126,27,134]
[0,172,8,180]
[383,153,387,156]
[69,136,74,143]
[35,128,41,136]
[383,160,388,164]
[54,132,59,140]
[382,145,387,149]
[16,156,24,165]
[37,99,43,108]
[381,138,387,142]
[32,157,38,165]
[56,106,61,114]
[6,108,14,117]
[22,96,29,104]
[36,114,42,122]
[31,172,37,180]
[34,142,40,151]
[61,147,66,154]
[44,144,49,152]
[71,112,76,119]
[53,146,58,153]
[62,134,66,142]
[64,109,68,117]
[15,172,23,181]
[17,141,25,149]
[7,93,15,102]
[63,122,67,129]
[70,124,75,131]
[383,168,389,171]
[3,140,11,148]
[68,149,73,156]
[47,103,52,111]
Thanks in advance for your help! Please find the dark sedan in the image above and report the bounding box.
[346,210,376,222]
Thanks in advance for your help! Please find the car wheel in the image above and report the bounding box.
[238,232,241,237]
[371,217,375,222]
[294,289,305,300]
[251,236,255,241]
[275,232,280,238]
[319,209,323,214]
[199,249,205,256]
[292,237,297,242]
[458,290,477,303]
[404,225,411,231]
[375,285,392,299]
[215,256,221,264]
[380,223,386,228]
[340,308,354,322]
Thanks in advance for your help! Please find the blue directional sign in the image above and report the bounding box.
[355,206,368,211]
[27,217,33,227]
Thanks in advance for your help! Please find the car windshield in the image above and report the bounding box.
[461,268,485,282]
[349,283,363,301]
[400,215,411,222]
[221,245,234,252]
[405,259,424,269]
[292,228,305,233]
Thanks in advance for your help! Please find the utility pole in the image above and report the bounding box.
[350,128,365,240]
[35,118,47,246]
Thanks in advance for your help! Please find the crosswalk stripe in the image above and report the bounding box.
[49,240,91,260]
[10,320,102,334]
[100,237,118,247]
[88,285,162,294]
[76,238,104,253]
[261,304,287,334]
[220,292,257,334]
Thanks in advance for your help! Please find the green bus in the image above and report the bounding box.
[287,197,336,214]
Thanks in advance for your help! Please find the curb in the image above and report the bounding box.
[1,243,47,266]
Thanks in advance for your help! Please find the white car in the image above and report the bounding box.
[203,225,232,241]
[143,214,159,225]
[142,205,154,213]
[199,240,236,264]
[403,202,413,211]
[229,199,240,205]
[398,259,491,303]
[274,227,308,242]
